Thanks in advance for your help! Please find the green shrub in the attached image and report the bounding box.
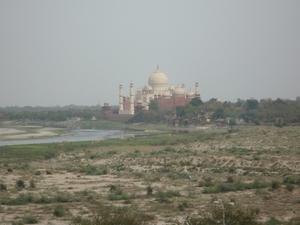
[11,220,24,225]
[264,217,281,225]
[180,206,262,225]
[29,179,35,188]
[155,190,180,203]
[107,186,131,201]
[164,147,176,153]
[227,176,234,183]
[283,176,300,185]
[53,205,65,217]
[34,171,41,175]
[55,192,80,203]
[22,215,38,224]
[0,183,7,191]
[71,203,154,225]
[271,180,280,190]
[203,180,269,194]
[286,184,294,192]
[16,179,25,189]
[288,216,300,225]
[44,151,56,160]
[146,185,153,196]
[80,165,105,175]
[253,118,260,125]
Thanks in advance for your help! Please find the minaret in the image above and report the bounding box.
[119,83,123,111]
[195,80,201,99]
[182,82,185,97]
[130,82,134,115]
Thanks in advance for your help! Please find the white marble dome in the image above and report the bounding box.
[186,89,195,98]
[173,85,185,96]
[162,91,171,98]
[143,85,153,91]
[148,66,168,91]
[168,85,175,91]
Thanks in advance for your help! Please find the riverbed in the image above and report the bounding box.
[0,126,135,146]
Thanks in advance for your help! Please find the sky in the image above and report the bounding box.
[0,1,299,107]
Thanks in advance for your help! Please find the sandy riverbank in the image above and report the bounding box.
[0,127,64,141]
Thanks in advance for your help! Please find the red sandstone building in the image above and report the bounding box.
[117,66,201,114]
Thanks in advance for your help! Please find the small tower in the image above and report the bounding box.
[119,83,123,111]
[130,82,134,115]
[195,80,201,99]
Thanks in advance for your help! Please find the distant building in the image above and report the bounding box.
[119,65,201,114]
[101,101,118,115]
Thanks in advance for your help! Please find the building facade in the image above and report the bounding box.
[119,66,201,115]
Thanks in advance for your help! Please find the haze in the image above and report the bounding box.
[1,1,299,107]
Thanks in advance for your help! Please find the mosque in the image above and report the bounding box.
[116,65,201,115]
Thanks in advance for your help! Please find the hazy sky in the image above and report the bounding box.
[1,1,299,107]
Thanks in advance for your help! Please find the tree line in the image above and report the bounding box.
[129,97,300,125]
[0,105,104,122]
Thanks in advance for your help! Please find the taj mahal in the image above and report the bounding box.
[117,65,201,115]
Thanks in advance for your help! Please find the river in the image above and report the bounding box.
[0,129,135,146]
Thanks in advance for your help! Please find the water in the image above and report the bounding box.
[0,129,135,146]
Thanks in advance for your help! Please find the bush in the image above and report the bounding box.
[164,147,176,153]
[29,180,35,188]
[107,186,131,201]
[271,180,280,190]
[71,203,154,225]
[11,221,24,225]
[286,184,294,192]
[180,206,262,225]
[0,183,7,191]
[53,205,65,217]
[23,215,38,224]
[203,180,269,194]
[264,217,281,225]
[229,118,236,126]
[253,118,260,125]
[146,185,153,196]
[227,176,234,183]
[16,179,25,189]
[155,190,181,203]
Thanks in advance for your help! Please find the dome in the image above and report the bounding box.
[137,100,142,104]
[173,85,185,96]
[168,85,175,91]
[143,85,153,91]
[148,66,168,91]
[186,89,195,98]
[162,91,171,99]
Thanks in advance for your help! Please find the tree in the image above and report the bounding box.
[176,106,185,117]
[235,98,243,107]
[148,100,159,112]
[212,108,225,120]
[229,118,236,126]
[189,98,203,107]
[253,118,260,125]
[245,99,259,111]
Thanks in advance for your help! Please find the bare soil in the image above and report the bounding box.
[0,125,300,224]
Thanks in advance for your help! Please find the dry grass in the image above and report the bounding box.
[0,125,300,224]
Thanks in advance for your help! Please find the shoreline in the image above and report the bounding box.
[0,126,64,141]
